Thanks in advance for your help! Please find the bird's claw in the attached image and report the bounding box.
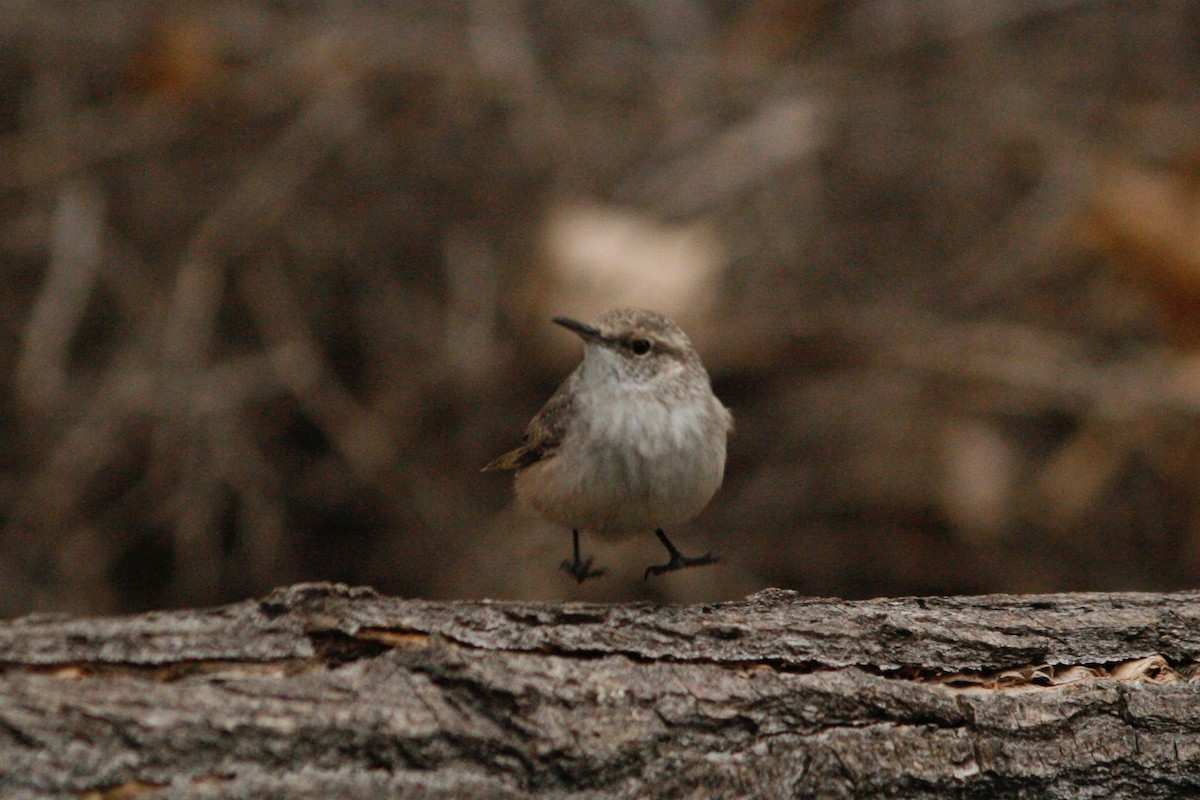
[560,556,606,584]
[644,551,719,581]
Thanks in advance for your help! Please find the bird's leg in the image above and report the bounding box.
[644,529,719,580]
[560,529,606,583]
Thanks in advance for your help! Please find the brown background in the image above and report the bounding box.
[4,1,1200,616]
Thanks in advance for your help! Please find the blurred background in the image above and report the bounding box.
[4,1,1200,616]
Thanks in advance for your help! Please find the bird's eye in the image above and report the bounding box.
[630,338,652,356]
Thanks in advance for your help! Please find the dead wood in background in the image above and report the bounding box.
[3,583,1200,798]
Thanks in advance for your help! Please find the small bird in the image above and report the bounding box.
[484,309,732,582]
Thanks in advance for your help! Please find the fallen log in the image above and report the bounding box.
[2,583,1200,798]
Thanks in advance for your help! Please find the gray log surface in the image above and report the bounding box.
[3,583,1200,799]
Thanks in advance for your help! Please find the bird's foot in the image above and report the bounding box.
[561,529,606,583]
[645,528,720,580]
[644,550,719,580]
[560,556,606,583]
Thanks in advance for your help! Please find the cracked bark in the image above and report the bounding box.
[3,584,1200,798]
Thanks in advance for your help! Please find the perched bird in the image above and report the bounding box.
[484,309,732,582]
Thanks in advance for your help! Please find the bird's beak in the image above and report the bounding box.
[552,316,605,344]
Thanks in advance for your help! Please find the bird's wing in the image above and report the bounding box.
[481,372,577,472]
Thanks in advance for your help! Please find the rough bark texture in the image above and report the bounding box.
[3,584,1200,798]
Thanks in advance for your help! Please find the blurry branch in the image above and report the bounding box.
[164,82,366,368]
[4,81,373,609]
[1,377,142,614]
[622,95,825,217]
[630,0,714,50]
[952,150,1091,313]
[844,0,1097,52]
[468,0,572,171]
[0,103,188,192]
[443,225,501,388]
[771,309,1199,423]
[241,258,398,484]
[740,308,1192,423]
[816,310,1199,532]
[15,181,106,406]
[140,82,368,593]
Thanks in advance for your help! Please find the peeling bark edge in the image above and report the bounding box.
[6,583,1200,673]
[2,584,1200,799]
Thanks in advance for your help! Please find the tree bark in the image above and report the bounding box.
[2,583,1200,798]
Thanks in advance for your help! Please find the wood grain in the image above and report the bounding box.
[3,583,1200,798]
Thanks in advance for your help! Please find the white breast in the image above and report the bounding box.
[518,388,728,537]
